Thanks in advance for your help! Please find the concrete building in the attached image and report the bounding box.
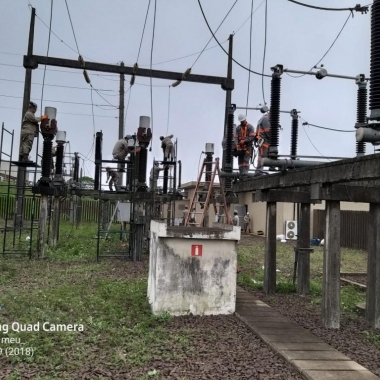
[0,161,34,185]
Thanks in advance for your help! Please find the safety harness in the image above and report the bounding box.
[235,124,252,157]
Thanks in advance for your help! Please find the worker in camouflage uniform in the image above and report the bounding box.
[20,101,48,162]
[112,135,134,170]
[105,166,119,191]
[149,162,163,191]
[160,134,175,161]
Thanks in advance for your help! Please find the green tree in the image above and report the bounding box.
[80,176,95,189]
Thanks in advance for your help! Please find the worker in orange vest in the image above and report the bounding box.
[233,115,256,175]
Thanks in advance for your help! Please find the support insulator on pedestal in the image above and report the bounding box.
[55,144,64,175]
[178,160,182,188]
[73,153,79,182]
[356,82,368,155]
[205,153,213,182]
[269,68,282,157]
[290,109,298,159]
[41,138,53,179]
[138,148,148,185]
[94,132,102,191]
[370,1,380,119]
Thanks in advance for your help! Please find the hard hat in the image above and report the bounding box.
[185,205,188,209]
[247,212,249,214]
[29,101,37,109]
[124,134,133,140]
[106,166,111,170]
[159,136,164,140]
[234,210,238,214]
[238,114,246,122]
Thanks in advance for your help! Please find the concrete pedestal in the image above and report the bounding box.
[148,221,240,316]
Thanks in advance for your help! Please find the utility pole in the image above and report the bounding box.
[222,34,233,169]
[15,7,35,228]
[118,62,125,187]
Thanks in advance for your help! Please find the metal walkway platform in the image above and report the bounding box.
[235,287,378,380]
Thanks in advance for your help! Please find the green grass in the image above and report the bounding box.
[0,221,192,379]
[237,237,367,315]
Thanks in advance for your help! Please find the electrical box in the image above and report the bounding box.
[285,220,297,240]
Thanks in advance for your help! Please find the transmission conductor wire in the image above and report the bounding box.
[166,86,171,135]
[197,0,271,78]
[287,0,368,12]
[246,0,254,110]
[286,12,352,78]
[149,0,158,149]
[191,0,239,69]
[261,0,268,104]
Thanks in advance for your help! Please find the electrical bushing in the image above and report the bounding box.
[269,65,283,158]
[178,160,182,188]
[137,148,148,191]
[163,166,169,195]
[356,81,368,155]
[127,153,134,192]
[290,109,298,159]
[40,137,53,184]
[55,144,64,176]
[94,132,102,191]
[224,104,235,191]
[73,153,79,182]
[370,1,380,119]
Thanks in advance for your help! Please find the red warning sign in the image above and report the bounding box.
[191,244,203,257]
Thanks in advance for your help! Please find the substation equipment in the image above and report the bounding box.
[90,116,183,261]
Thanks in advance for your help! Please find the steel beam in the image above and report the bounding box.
[24,55,234,90]
[233,153,380,192]
[255,189,320,204]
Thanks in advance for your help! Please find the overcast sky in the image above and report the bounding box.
[0,0,372,186]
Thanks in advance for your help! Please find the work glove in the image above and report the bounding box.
[41,114,49,120]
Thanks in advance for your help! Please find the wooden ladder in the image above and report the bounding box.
[184,157,230,227]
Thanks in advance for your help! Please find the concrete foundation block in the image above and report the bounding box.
[148,221,240,316]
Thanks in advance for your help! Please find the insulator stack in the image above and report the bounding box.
[370,0,380,118]
[94,132,102,191]
[41,138,53,179]
[269,72,282,157]
[205,154,212,182]
[138,148,148,185]
[163,166,169,194]
[55,145,64,175]
[290,110,298,159]
[224,111,234,190]
[133,151,140,186]
[178,160,182,188]
[73,154,79,182]
[357,83,368,155]
[127,154,134,191]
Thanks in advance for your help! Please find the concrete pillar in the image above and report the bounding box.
[297,203,311,294]
[366,203,380,328]
[49,196,60,248]
[37,195,49,259]
[264,202,277,294]
[322,200,341,329]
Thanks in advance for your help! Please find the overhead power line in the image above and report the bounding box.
[287,0,369,13]
[191,0,239,69]
[286,12,353,78]
[197,0,272,78]
[246,0,254,109]
[0,106,117,118]
[137,0,152,63]
[64,0,80,54]
[149,0,158,146]
[261,0,268,104]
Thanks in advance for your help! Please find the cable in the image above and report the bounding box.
[124,86,133,128]
[287,0,369,13]
[285,12,352,78]
[191,0,239,69]
[302,121,355,133]
[90,85,118,108]
[197,0,272,78]
[261,0,268,104]
[40,0,53,113]
[233,0,267,35]
[0,77,117,92]
[301,124,330,160]
[136,0,152,62]
[246,0,254,110]
[0,94,117,107]
[149,0,157,149]
[0,106,118,118]
[64,0,80,54]
[166,86,171,135]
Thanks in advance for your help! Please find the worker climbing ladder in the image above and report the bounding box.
[184,157,230,227]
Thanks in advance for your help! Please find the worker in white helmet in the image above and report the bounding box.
[160,135,175,161]
[233,115,256,175]
[255,108,271,175]
[244,211,251,233]
[231,210,239,226]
